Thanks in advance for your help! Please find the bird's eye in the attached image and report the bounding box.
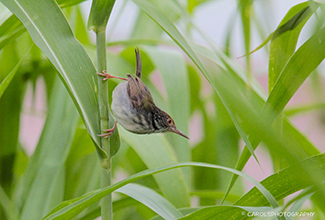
[167,119,173,125]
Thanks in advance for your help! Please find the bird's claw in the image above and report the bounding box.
[96,70,128,81]
[98,121,118,139]
[98,131,113,138]
[96,70,110,81]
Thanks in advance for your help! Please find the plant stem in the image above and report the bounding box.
[96,30,112,220]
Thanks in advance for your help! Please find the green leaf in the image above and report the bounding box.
[43,162,278,220]
[64,128,100,200]
[285,103,325,116]
[143,47,191,182]
[65,6,90,45]
[0,47,23,99]
[244,3,315,65]
[15,77,79,220]
[179,206,274,220]
[0,39,23,194]
[269,2,315,91]
[238,0,253,74]
[132,0,263,176]
[182,154,325,219]
[56,0,86,8]
[131,0,182,40]
[0,184,20,220]
[1,0,106,158]
[88,0,116,32]
[234,154,325,207]
[116,183,183,219]
[266,26,325,117]
[181,154,325,220]
[0,0,90,51]
[192,38,321,204]
[119,129,190,208]
[0,15,25,50]
[190,190,241,203]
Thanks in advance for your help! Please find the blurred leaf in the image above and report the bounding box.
[133,0,263,169]
[179,206,273,220]
[12,145,29,181]
[238,0,253,73]
[88,0,116,32]
[131,10,163,40]
[266,3,314,171]
[122,146,158,189]
[116,183,183,219]
[266,25,325,119]
[15,77,79,220]
[143,47,190,179]
[0,15,25,50]
[0,184,20,220]
[212,70,325,202]
[0,51,20,99]
[269,2,314,91]
[195,45,261,169]
[131,0,182,40]
[187,0,211,14]
[285,103,325,116]
[56,0,86,8]
[1,0,106,158]
[283,187,314,211]
[64,128,100,200]
[246,3,315,65]
[193,38,321,204]
[234,154,325,207]
[193,95,241,205]
[0,40,23,194]
[0,0,90,51]
[131,0,205,76]
[190,190,241,203]
[151,208,201,220]
[119,129,190,208]
[282,117,319,156]
[44,162,278,220]
[187,65,202,111]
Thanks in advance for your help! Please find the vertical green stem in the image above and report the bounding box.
[96,30,112,220]
[89,1,116,218]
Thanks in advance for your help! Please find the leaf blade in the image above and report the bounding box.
[44,162,278,220]
[116,183,183,219]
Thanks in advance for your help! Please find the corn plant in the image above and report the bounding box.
[0,0,325,219]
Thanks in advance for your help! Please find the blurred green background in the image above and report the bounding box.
[1,0,325,219]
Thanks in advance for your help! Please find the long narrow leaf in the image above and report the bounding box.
[131,0,261,171]
[266,26,325,115]
[0,185,20,220]
[16,77,79,220]
[116,183,183,219]
[1,0,104,156]
[119,129,190,208]
[43,162,278,220]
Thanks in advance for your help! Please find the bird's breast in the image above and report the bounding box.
[111,82,154,134]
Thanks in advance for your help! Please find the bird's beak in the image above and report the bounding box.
[170,127,189,139]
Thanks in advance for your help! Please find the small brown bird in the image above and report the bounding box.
[97,48,189,139]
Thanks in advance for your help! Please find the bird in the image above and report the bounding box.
[96,48,189,139]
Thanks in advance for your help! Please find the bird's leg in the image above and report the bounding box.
[98,121,118,138]
[97,70,128,81]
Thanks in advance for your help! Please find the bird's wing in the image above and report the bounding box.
[127,74,154,111]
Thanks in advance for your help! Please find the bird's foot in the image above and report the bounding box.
[96,71,127,81]
[98,121,118,138]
